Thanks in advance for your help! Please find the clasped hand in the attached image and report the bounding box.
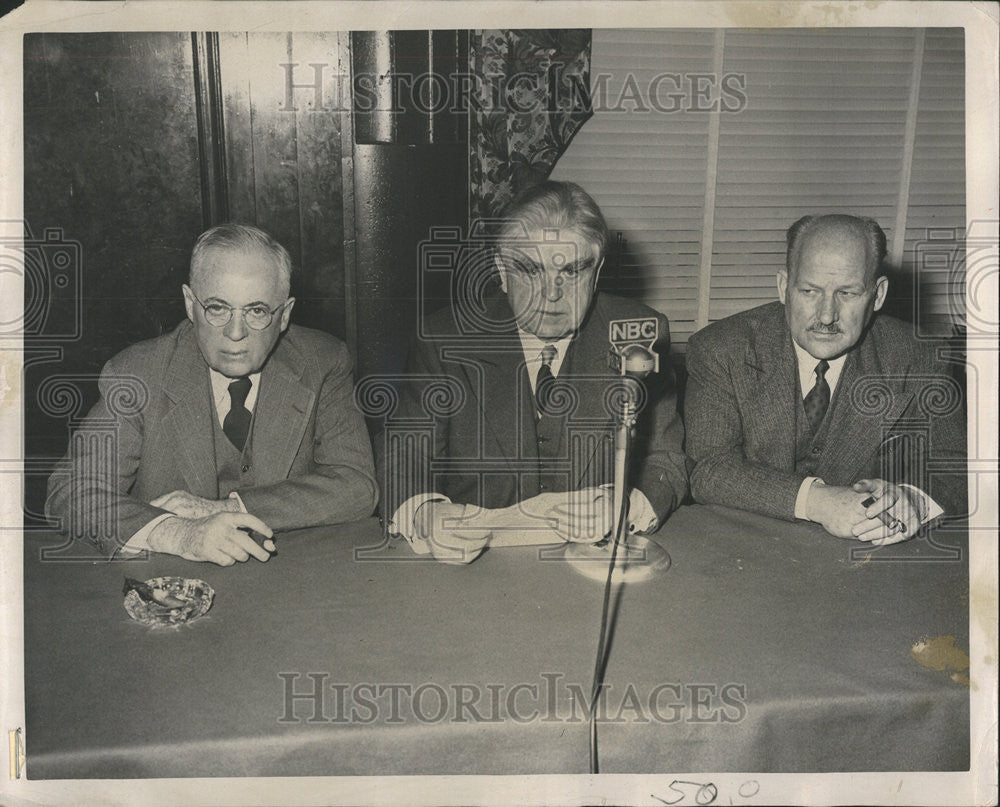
[807,478,924,545]
[414,487,615,565]
[149,489,276,564]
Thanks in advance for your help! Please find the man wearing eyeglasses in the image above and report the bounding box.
[45,224,377,564]
[375,181,688,563]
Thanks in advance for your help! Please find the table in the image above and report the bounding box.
[23,505,970,778]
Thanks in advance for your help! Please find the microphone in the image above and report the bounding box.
[607,317,660,413]
[608,317,660,379]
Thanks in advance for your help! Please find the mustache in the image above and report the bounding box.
[808,325,842,334]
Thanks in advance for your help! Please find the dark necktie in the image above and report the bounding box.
[223,376,252,451]
[803,359,831,433]
[534,345,558,416]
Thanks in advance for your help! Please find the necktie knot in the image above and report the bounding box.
[814,359,830,382]
[228,376,252,408]
[535,345,558,416]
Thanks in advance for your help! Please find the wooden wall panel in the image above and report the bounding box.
[291,33,350,340]
[217,32,349,339]
[23,32,204,514]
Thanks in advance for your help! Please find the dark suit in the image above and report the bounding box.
[685,301,967,520]
[45,321,378,556]
[373,291,688,524]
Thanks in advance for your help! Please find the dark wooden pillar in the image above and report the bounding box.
[349,31,469,379]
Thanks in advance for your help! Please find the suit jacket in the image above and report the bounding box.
[373,290,689,525]
[45,321,378,556]
[685,301,967,520]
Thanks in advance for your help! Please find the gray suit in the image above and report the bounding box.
[45,321,377,556]
[685,301,966,520]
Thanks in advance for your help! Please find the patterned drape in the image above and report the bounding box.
[469,29,593,221]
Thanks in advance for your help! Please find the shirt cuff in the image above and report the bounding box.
[899,483,944,524]
[228,491,248,513]
[795,476,823,520]
[628,488,658,534]
[119,513,175,555]
[389,492,451,554]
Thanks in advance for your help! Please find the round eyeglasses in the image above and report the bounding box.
[188,289,290,330]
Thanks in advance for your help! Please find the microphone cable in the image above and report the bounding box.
[587,435,632,775]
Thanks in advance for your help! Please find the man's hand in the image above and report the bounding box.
[150,489,240,519]
[850,479,925,545]
[414,501,490,565]
[804,481,877,539]
[148,512,276,565]
[514,488,614,543]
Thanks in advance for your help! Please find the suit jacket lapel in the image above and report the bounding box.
[743,307,799,472]
[252,335,316,485]
[819,321,913,481]
[559,297,616,485]
[161,325,219,498]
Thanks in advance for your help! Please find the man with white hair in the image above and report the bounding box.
[46,224,377,564]
[376,181,688,563]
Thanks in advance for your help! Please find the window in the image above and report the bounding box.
[551,28,965,349]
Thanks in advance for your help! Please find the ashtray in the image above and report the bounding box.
[123,576,214,627]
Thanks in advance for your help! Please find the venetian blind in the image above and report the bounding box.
[551,27,966,349]
[711,29,916,324]
[550,29,717,346]
[901,28,965,338]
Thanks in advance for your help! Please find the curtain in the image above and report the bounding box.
[469,29,593,221]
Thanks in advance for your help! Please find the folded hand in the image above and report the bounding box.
[511,488,614,543]
[149,512,276,565]
[413,501,491,565]
[850,479,924,545]
[151,489,238,519]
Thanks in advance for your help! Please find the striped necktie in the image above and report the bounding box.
[803,359,830,433]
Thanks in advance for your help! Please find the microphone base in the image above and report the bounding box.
[562,534,671,584]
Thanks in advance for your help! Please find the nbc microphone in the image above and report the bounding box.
[608,317,660,410]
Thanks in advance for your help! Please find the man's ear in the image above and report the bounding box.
[279,297,295,332]
[494,252,508,293]
[182,284,195,322]
[592,256,605,292]
[872,274,889,311]
[776,270,789,304]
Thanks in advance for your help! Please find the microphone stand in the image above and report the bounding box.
[610,379,640,566]
[587,383,636,774]
[565,350,669,583]
[576,348,671,774]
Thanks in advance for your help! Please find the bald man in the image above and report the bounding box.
[685,214,966,545]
